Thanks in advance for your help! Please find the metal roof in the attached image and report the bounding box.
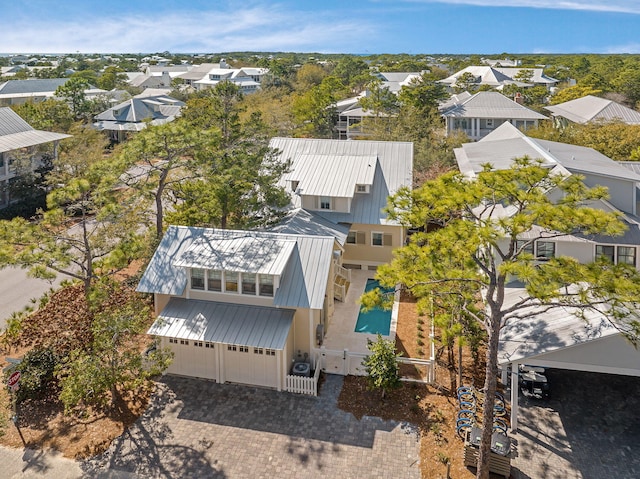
[498,285,622,366]
[0,78,68,95]
[545,95,640,125]
[440,92,548,120]
[94,95,184,124]
[148,297,294,349]
[173,233,297,275]
[0,107,33,135]
[0,108,70,153]
[284,154,376,198]
[455,122,640,183]
[267,208,350,246]
[137,226,335,310]
[270,137,413,225]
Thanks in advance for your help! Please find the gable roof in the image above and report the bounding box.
[455,122,640,183]
[270,137,413,225]
[440,91,548,120]
[267,208,350,246]
[0,107,70,153]
[545,95,640,125]
[137,226,335,310]
[440,66,519,87]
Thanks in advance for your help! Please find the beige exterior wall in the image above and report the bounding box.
[342,223,404,269]
[300,195,350,213]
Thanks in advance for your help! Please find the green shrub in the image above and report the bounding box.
[11,347,58,403]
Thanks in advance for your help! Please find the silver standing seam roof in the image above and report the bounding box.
[148,297,294,349]
[270,137,413,225]
[137,225,335,310]
[0,107,71,153]
[266,208,350,246]
[455,122,640,183]
[545,95,640,125]
[440,91,548,120]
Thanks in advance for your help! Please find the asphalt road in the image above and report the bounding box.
[0,267,63,332]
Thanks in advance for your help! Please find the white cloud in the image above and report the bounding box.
[2,5,375,53]
[403,0,640,14]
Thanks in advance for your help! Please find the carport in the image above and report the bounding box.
[498,287,640,431]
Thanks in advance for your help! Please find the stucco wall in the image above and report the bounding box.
[343,223,403,268]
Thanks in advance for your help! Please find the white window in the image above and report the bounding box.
[618,246,636,266]
[225,271,239,293]
[486,119,494,127]
[266,349,276,356]
[346,231,357,244]
[191,268,205,290]
[347,231,366,245]
[241,273,257,295]
[372,232,384,246]
[239,346,249,353]
[254,348,264,355]
[207,270,222,292]
[320,197,331,210]
[596,244,615,263]
[356,184,368,193]
[536,241,555,260]
[259,275,274,297]
[516,240,534,256]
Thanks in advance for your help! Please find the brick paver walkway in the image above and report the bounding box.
[82,374,421,479]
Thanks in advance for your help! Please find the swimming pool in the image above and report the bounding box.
[354,279,394,335]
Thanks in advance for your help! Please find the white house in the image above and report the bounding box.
[0,78,106,106]
[455,122,640,430]
[193,61,268,94]
[545,94,640,126]
[440,91,548,140]
[440,66,558,91]
[0,107,70,207]
[138,137,414,390]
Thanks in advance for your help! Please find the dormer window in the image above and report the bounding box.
[320,197,331,210]
[259,275,274,297]
[207,270,222,292]
[191,268,205,290]
[225,271,239,293]
[356,184,368,193]
[241,273,257,295]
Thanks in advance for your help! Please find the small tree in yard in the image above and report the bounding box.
[57,282,172,412]
[363,333,402,399]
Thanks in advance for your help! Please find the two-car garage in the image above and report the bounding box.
[151,298,294,390]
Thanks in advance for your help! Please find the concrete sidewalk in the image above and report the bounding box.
[0,445,82,479]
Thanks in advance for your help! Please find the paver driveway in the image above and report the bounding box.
[82,374,421,479]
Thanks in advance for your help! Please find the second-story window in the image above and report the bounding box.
[259,274,274,297]
[617,246,636,266]
[207,270,222,292]
[320,196,331,210]
[372,232,384,246]
[225,271,239,293]
[242,273,257,295]
[596,245,615,263]
[191,268,205,290]
[536,241,555,260]
[515,240,534,256]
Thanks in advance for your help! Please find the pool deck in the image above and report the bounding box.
[322,269,397,354]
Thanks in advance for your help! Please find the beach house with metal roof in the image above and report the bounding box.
[0,78,106,106]
[544,94,640,126]
[454,123,640,430]
[270,137,413,271]
[138,226,335,391]
[0,107,70,208]
[440,91,548,140]
[93,93,185,142]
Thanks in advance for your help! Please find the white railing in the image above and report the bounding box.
[316,346,435,383]
[334,282,346,302]
[335,264,352,282]
[285,360,321,396]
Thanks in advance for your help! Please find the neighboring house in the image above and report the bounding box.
[93,93,185,142]
[138,137,413,390]
[335,72,420,139]
[0,78,106,106]
[482,58,522,67]
[193,60,268,94]
[440,91,548,140]
[174,63,218,87]
[544,95,640,126]
[440,66,557,91]
[271,137,413,271]
[0,107,70,207]
[454,122,640,430]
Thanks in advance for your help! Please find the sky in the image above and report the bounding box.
[3,0,640,55]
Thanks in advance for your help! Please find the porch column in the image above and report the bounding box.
[510,362,519,432]
[276,351,282,392]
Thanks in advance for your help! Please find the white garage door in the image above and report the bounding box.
[224,345,278,388]
[165,338,217,381]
